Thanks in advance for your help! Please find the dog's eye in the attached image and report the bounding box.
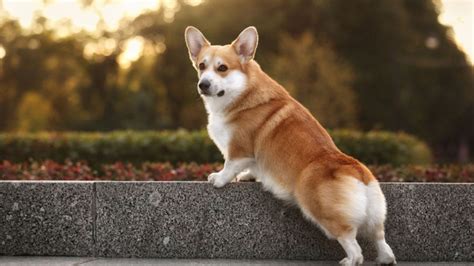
[198,63,206,70]
[217,65,228,72]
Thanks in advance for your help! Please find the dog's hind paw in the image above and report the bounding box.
[376,255,396,265]
[339,256,363,266]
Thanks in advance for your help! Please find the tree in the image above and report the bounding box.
[0,17,91,131]
[270,33,357,128]
[0,0,472,161]
[15,92,54,131]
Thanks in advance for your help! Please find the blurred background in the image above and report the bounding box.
[0,0,472,163]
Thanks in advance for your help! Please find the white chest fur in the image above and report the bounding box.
[201,69,247,160]
[207,113,232,159]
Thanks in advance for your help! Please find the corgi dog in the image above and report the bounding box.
[185,26,396,266]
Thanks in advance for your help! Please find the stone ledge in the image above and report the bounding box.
[0,181,94,256]
[0,181,472,261]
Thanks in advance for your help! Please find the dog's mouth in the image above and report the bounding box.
[200,90,225,97]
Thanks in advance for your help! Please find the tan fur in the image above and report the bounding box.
[186,27,395,265]
[196,45,243,75]
[199,45,376,235]
[232,61,376,236]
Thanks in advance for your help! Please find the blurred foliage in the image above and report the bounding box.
[15,92,54,131]
[270,33,357,128]
[0,0,473,162]
[0,160,223,181]
[0,129,431,166]
[1,160,472,182]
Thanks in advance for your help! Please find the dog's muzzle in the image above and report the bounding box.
[198,79,211,95]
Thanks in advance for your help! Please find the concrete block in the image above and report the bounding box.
[95,182,343,259]
[0,181,94,256]
[1,181,472,261]
[382,183,473,261]
[95,182,473,261]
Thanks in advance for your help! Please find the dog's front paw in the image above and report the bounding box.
[207,172,218,182]
[208,172,228,188]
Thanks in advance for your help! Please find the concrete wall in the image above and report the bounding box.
[0,181,472,261]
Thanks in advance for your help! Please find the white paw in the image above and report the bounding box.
[376,245,396,265]
[339,256,363,266]
[376,255,396,265]
[339,258,351,266]
[208,172,228,188]
[207,172,217,182]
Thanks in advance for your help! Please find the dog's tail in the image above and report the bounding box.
[332,162,376,185]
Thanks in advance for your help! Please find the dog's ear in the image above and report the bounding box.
[232,26,258,64]
[185,26,210,64]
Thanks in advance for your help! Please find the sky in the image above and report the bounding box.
[0,0,473,65]
[1,0,160,32]
[438,0,473,64]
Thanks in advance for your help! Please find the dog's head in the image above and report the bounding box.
[185,26,258,100]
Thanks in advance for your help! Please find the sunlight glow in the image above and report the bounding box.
[2,0,163,68]
[3,0,160,32]
[118,36,145,68]
[2,1,43,28]
[439,0,474,64]
[0,45,6,59]
[43,2,100,33]
[2,0,472,65]
[83,38,117,59]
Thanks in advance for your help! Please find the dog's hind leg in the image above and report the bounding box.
[300,205,364,266]
[364,181,396,264]
[337,229,364,266]
[295,173,366,265]
[373,225,396,265]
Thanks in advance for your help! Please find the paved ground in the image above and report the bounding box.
[0,257,472,266]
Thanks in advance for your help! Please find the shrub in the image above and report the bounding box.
[0,129,431,166]
[1,161,471,182]
[100,162,221,181]
[331,130,432,165]
[370,164,474,183]
[0,160,96,181]
[0,160,221,181]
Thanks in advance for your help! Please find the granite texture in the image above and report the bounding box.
[0,181,95,256]
[0,181,472,261]
[95,182,473,261]
[95,182,343,259]
[382,183,473,262]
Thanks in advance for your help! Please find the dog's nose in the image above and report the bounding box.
[198,79,211,93]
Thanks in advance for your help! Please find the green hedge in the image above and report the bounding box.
[0,129,431,165]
